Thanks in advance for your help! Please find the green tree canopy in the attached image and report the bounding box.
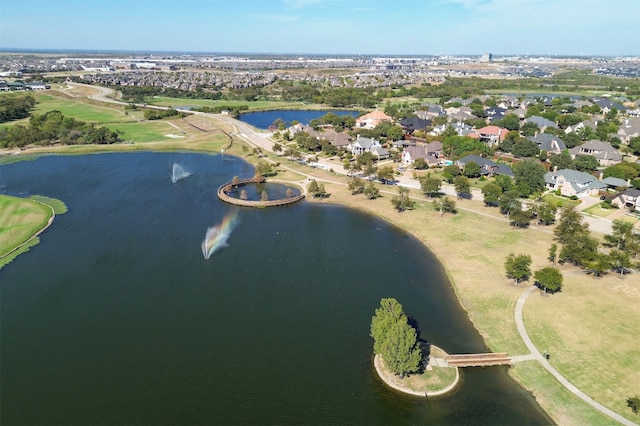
[370,298,422,377]
[504,253,532,285]
[534,267,563,294]
[513,159,546,196]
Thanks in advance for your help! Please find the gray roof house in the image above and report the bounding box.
[568,140,622,166]
[601,176,629,189]
[401,142,442,167]
[347,135,389,159]
[455,155,513,177]
[544,169,607,197]
[611,188,640,210]
[528,133,566,154]
[524,116,557,130]
[617,118,640,143]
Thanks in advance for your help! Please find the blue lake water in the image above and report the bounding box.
[239,109,360,129]
[0,152,551,425]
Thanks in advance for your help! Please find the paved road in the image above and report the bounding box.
[515,286,638,426]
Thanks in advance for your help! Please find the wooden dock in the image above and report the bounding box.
[444,352,512,367]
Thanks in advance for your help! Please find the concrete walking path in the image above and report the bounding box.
[515,286,638,426]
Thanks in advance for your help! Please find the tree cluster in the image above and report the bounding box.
[370,298,423,377]
[0,94,36,122]
[143,108,186,120]
[0,110,121,148]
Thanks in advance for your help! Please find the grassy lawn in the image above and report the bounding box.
[582,203,617,218]
[523,271,640,423]
[104,121,176,143]
[0,195,52,258]
[31,92,133,123]
[542,193,582,209]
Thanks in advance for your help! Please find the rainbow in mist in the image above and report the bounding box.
[201,212,238,259]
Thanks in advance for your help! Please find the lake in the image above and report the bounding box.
[239,109,360,130]
[0,152,551,425]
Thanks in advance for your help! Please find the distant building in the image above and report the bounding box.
[481,53,493,62]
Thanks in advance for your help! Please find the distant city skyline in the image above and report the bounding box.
[1,0,639,56]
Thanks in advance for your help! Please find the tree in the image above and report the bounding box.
[443,164,461,183]
[504,253,532,285]
[513,159,546,196]
[499,113,521,131]
[370,298,422,377]
[584,253,611,277]
[548,244,558,266]
[364,181,380,199]
[510,205,531,228]
[420,174,442,198]
[627,395,640,415]
[463,161,481,178]
[573,154,599,172]
[482,182,502,207]
[604,219,635,251]
[261,190,269,201]
[609,250,633,277]
[453,175,471,196]
[534,267,563,294]
[533,201,557,226]
[554,206,586,245]
[255,160,274,177]
[550,150,574,171]
[391,186,415,212]
[499,190,521,216]
[433,196,456,217]
[377,166,395,182]
[348,177,365,195]
[513,139,540,158]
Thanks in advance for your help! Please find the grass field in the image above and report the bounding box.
[542,193,582,209]
[31,92,133,123]
[582,202,617,218]
[0,195,52,259]
[104,121,176,143]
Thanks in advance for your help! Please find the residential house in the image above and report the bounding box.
[523,116,557,131]
[417,104,446,120]
[430,121,472,137]
[485,106,507,123]
[565,119,597,135]
[26,81,49,90]
[511,107,527,119]
[617,118,640,143]
[445,106,477,122]
[399,116,431,134]
[611,188,640,210]
[321,131,352,148]
[592,97,627,114]
[568,140,622,166]
[347,135,389,159]
[468,125,508,147]
[355,110,393,129]
[601,176,629,190]
[0,80,8,91]
[544,169,607,197]
[528,133,566,155]
[288,123,319,138]
[455,155,513,177]
[401,141,442,167]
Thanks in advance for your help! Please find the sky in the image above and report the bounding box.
[1,0,639,56]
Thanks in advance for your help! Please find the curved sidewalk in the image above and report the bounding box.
[515,286,637,426]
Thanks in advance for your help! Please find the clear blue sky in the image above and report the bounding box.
[1,0,639,56]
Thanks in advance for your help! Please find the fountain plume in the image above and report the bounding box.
[171,163,191,183]
[201,212,238,259]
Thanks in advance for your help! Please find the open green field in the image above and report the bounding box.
[31,93,133,123]
[104,121,176,143]
[0,195,52,258]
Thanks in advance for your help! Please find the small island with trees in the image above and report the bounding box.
[370,298,459,396]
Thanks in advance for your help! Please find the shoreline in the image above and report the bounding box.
[373,346,460,397]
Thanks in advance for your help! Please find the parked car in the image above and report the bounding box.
[457,192,472,200]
